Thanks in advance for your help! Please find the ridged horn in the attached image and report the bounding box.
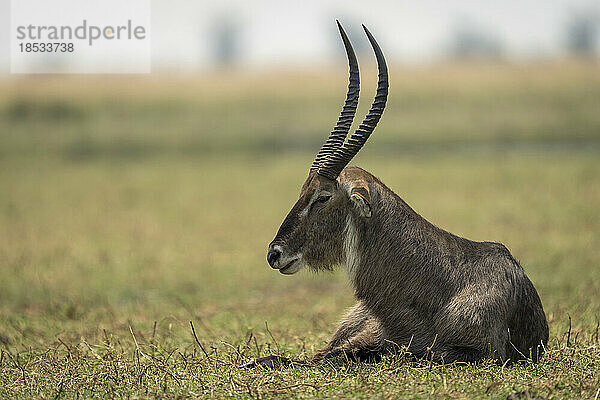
[310,20,360,171]
[317,24,388,180]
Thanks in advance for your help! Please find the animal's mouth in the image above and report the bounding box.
[279,258,301,275]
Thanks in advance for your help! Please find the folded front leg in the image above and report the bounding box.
[312,301,386,363]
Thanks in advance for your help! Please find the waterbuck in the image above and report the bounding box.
[254,22,548,366]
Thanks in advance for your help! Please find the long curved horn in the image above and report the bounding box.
[318,24,388,180]
[310,20,360,171]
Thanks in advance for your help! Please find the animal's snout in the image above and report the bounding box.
[267,246,282,268]
[266,244,302,275]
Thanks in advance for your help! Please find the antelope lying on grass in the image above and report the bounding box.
[250,22,548,367]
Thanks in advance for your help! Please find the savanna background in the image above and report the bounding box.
[1,1,600,399]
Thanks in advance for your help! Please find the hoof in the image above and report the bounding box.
[241,355,291,369]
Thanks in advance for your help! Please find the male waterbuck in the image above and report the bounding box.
[257,22,548,366]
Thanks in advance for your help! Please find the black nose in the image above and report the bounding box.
[267,248,281,267]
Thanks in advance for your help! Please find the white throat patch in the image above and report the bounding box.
[343,216,360,283]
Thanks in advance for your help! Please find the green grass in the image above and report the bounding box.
[0,63,599,399]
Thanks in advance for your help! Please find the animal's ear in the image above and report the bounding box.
[349,184,372,218]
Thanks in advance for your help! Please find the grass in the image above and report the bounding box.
[0,62,599,399]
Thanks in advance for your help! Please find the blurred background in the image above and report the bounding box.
[2,0,600,70]
[0,0,599,357]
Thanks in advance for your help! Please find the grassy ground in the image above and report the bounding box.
[0,63,599,399]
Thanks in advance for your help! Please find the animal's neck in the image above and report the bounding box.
[343,215,362,282]
[344,184,453,305]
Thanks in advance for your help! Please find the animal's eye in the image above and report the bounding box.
[315,194,332,204]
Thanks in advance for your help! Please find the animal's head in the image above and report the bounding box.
[267,21,388,274]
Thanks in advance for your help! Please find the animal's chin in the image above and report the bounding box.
[279,259,303,275]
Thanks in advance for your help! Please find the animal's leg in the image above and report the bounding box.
[244,301,385,367]
[312,301,385,362]
[432,283,511,364]
[241,354,293,369]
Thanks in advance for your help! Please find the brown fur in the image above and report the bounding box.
[267,167,549,364]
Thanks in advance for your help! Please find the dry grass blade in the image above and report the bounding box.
[190,321,211,360]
